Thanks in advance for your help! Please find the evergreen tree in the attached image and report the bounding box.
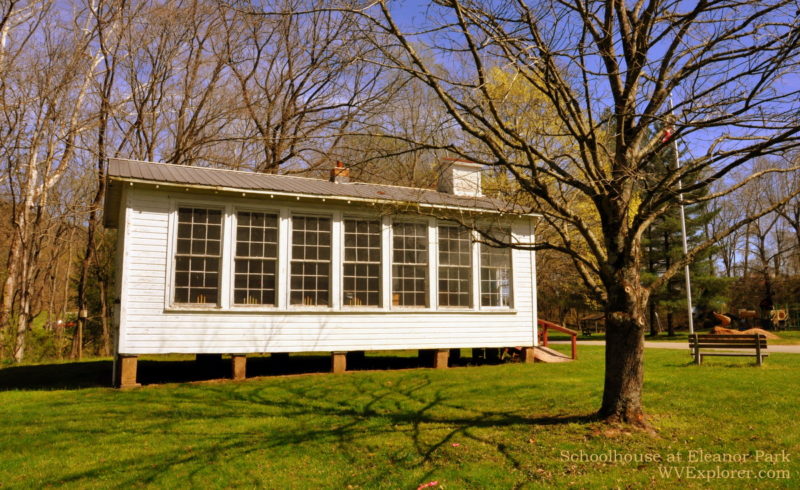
[641,133,729,336]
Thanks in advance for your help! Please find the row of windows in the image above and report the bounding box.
[173,207,513,309]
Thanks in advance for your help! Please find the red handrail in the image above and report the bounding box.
[537,319,578,360]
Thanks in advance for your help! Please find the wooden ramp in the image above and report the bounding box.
[534,346,574,363]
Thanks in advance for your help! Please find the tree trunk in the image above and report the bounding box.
[742,224,751,276]
[11,208,36,363]
[0,228,22,360]
[99,278,111,356]
[13,242,32,362]
[599,259,649,425]
[13,292,31,363]
[57,235,75,360]
[667,311,675,337]
[601,302,648,424]
[71,314,84,359]
[648,301,659,337]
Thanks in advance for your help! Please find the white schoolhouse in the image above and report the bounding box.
[104,158,539,387]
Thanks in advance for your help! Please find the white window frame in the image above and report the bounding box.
[341,215,383,309]
[390,219,431,309]
[166,201,228,310]
[437,222,473,309]
[230,208,281,308]
[381,215,392,310]
[478,227,515,309]
[288,212,334,309]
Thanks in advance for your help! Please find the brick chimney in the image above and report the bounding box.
[330,161,350,183]
[437,159,483,197]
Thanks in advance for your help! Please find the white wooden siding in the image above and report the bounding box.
[117,188,538,354]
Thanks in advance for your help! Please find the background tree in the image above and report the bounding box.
[72,0,125,359]
[0,0,401,361]
[0,0,107,361]
[641,137,727,336]
[219,0,392,174]
[336,0,800,424]
[332,72,457,187]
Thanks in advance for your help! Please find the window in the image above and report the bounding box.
[174,207,222,304]
[343,219,381,306]
[438,225,471,307]
[392,222,428,307]
[168,202,515,312]
[480,231,513,307]
[234,211,278,305]
[290,216,331,306]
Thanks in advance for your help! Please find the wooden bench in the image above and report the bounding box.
[689,334,768,366]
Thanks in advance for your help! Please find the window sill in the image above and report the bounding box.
[390,308,516,314]
[168,305,222,311]
[163,306,517,314]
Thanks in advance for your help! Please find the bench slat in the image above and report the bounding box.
[690,341,767,344]
[691,339,768,342]
[691,344,768,349]
[695,334,765,338]
[691,338,768,341]
[700,353,770,357]
[690,339,767,343]
[689,334,768,366]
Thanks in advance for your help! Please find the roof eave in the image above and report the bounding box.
[108,176,541,218]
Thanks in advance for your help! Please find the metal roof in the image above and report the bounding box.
[105,159,531,227]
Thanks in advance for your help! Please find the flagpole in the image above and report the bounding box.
[669,95,695,335]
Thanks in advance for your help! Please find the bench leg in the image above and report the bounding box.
[756,339,764,366]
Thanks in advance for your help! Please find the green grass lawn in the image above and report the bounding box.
[552,330,800,345]
[1,347,798,488]
[643,330,800,345]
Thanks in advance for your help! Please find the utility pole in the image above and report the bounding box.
[670,95,695,335]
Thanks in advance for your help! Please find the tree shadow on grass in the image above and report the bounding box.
[0,352,507,391]
[30,371,597,488]
[665,360,768,368]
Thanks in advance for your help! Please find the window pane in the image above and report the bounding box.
[290,216,331,306]
[438,226,471,307]
[233,211,279,306]
[343,219,381,307]
[480,230,512,307]
[176,238,190,254]
[392,222,428,307]
[174,207,222,305]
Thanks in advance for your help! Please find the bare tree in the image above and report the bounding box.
[770,155,800,276]
[219,0,390,174]
[333,74,456,186]
[0,0,108,361]
[0,0,51,359]
[334,0,800,424]
[706,196,743,278]
[110,0,232,165]
[73,0,124,359]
